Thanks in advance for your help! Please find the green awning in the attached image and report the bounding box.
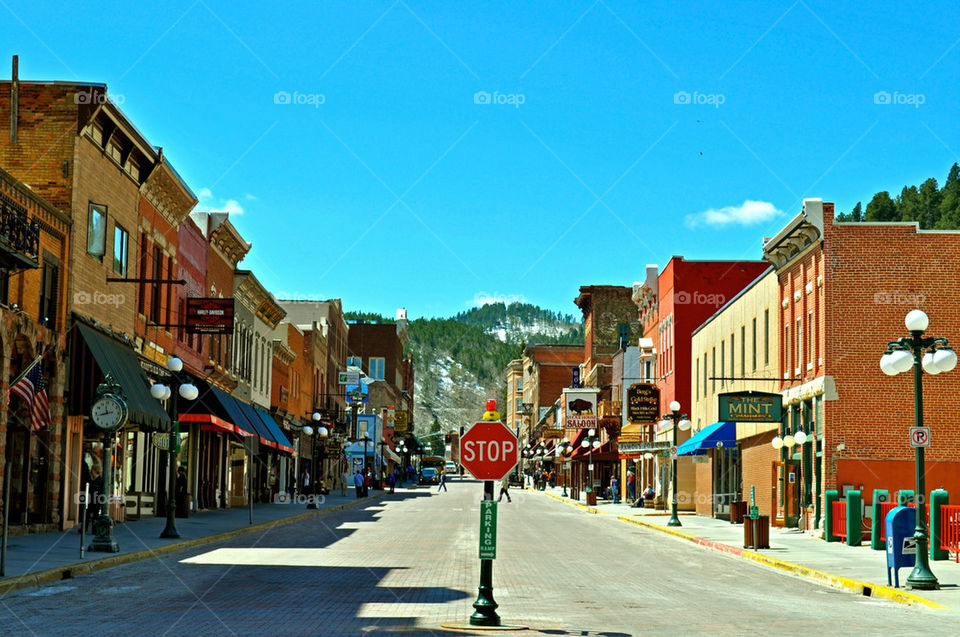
[73,323,171,432]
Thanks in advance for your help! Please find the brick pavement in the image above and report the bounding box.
[0,479,954,636]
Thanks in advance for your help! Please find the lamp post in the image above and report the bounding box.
[658,400,692,527]
[361,432,371,479]
[556,438,571,497]
[580,429,602,502]
[377,437,389,489]
[879,309,957,591]
[150,357,199,539]
[302,412,329,509]
[521,445,532,488]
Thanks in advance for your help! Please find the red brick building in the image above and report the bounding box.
[764,198,960,531]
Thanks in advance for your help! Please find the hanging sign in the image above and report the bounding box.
[185,298,235,334]
[626,383,660,423]
[718,391,782,423]
[562,388,598,429]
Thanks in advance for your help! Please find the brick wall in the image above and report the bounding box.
[741,430,777,517]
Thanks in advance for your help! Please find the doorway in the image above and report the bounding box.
[712,446,741,519]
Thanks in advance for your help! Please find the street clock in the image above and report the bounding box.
[91,374,128,431]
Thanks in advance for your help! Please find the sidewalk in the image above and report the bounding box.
[0,486,407,595]
[525,483,960,610]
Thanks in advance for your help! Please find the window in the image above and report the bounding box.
[87,204,107,261]
[644,360,652,383]
[106,138,123,163]
[703,353,707,396]
[730,332,735,379]
[347,356,361,368]
[796,316,802,372]
[138,234,147,315]
[0,268,9,306]
[124,156,139,181]
[150,247,162,323]
[752,318,757,371]
[369,357,385,381]
[808,310,814,366]
[515,378,523,392]
[39,257,59,328]
[91,121,104,146]
[112,225,128,276]
[785,324,791,377]
[164,255,172,329]
[515,398,523,413]
[764,309,770,365]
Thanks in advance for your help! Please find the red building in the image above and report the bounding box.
[634,257,770,509]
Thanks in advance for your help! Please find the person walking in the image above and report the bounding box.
[354,470,364,499]
[611,474,620,504]
[497,476,512,503]
[627,470,636,502]
[387,470,396,494]
[437,467,448,493]
[363,468,371,497]
[340,468,350,497]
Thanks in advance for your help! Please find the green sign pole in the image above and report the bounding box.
[749,485,759,519]
[470,480,500,627]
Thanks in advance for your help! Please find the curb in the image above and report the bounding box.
[536,490,607,515]
[615,515,946,610]
[0,492,386,597]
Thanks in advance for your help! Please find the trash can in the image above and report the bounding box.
[586,491,597,506]
[730,501,747,524]
[743,515,770,549]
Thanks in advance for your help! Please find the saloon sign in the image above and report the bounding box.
[562,388,598,429]
[718,391,782,423]
[626,383,660,423]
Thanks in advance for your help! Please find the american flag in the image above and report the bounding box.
[9,357,52,433]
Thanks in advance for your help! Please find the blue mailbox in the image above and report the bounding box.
[885,505,917,588]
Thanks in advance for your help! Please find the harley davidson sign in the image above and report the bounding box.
[186,298,235,334]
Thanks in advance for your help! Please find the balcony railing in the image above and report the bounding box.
[0,191,40,270]
[599,400,622,419]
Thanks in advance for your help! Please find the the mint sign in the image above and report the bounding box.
[479,501,498,559]
[718,391,782,423]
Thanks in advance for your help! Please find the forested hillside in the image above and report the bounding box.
[835,163,960,228]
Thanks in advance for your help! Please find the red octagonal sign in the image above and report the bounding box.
[459,421,518,481]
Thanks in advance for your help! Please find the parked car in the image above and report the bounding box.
[445,461,459,477]
[419,467,438,484]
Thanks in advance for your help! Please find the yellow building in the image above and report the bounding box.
[689,267,780,519]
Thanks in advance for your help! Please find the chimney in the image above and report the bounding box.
[10,55,19,143]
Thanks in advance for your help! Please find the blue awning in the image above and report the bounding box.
[252,406,294,453]
[677,422,736,456]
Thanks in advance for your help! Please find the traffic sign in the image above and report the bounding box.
[479,501,498,559]
[749,506,759,519]
[669,445,678,460]
[459,421,518,481]
[910,426,930,448]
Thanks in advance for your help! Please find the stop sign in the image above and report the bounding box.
[459,421,518,480]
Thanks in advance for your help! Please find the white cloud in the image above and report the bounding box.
[197,188,245,215]
[471,292,527,307]
[684,200,783,229]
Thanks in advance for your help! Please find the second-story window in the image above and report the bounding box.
[515,378,523,392]
[369,357,385,381]
[150,246,162,323]
[113,224,128,276]
[39,256,59,328]
[87,204,107,261]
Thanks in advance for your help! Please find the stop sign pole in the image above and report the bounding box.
[456,400,519,629]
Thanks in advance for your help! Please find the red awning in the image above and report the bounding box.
[181,413,254,436]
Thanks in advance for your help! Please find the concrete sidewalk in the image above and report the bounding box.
[525,484,960,610]
[0,485,419,595]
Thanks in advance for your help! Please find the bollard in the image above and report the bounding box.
[825,490,839,542]
[846,490,862,546]
[871,489,890,550]
[930,488,949,561]
[897,489,915,506]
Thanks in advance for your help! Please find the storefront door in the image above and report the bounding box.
[712,447,741,519]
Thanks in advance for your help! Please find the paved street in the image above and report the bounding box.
[0,481,950,636]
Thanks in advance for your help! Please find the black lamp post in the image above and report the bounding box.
[580,429,602,498]
[880,309,957,590]
[556,438,571,497]
[150,357,199,539]
[521,445,532,488]
[658,401,691,527]
[303,412,329,509]
[377,438,389,489]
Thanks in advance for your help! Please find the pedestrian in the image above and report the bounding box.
[437,467,448,493]
[642,485,655,507]
[611,475,620,504]
[340,468,350,497]
[87,464,103,533]
[302,469,310,493]
[388,471,396,494]
[354,470,364,498]
[363,468,371,497]
[497,476,512,503]
[176,466,189,517]
[627,470,636,501]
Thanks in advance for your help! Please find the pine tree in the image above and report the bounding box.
[936,164,960,229]
[864,191,898,222]
[852,201,862,221]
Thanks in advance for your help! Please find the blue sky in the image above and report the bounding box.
[4,1,960,318]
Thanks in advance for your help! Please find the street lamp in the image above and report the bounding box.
[659,400,691,527]
[521,445,533,488]
[150,357,199,539]
[581,428,602,502]
[361,431,371,479]
[879,309,957,591]
[556,438,572,497]
[377,437,389,489]
[302,413,329,509]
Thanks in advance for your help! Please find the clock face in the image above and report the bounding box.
[92,395,126,431]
